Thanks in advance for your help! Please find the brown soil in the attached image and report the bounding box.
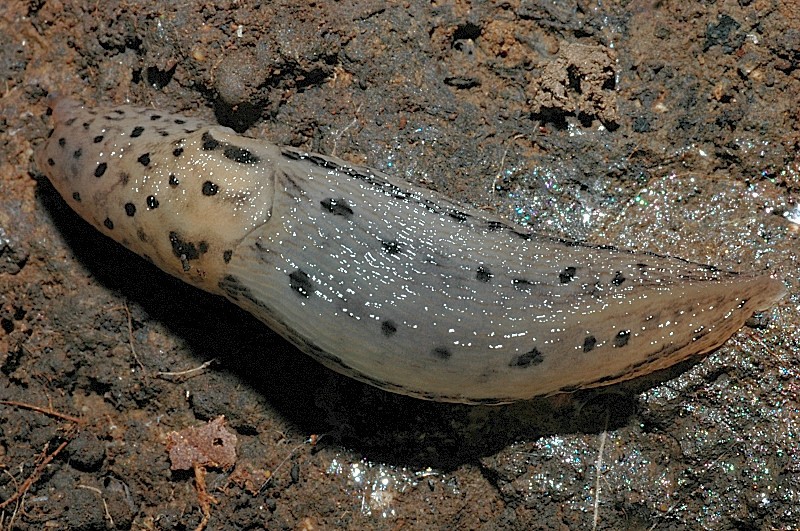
[1,0,799,529]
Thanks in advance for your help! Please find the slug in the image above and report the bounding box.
[36,97,785,404]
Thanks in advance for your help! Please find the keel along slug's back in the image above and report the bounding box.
[37,97,785,404]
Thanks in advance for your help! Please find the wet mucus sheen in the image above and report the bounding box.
[37,98,785,404]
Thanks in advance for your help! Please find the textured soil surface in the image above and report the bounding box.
[2,0,800,529]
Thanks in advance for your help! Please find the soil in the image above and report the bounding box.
[1,0,799,529]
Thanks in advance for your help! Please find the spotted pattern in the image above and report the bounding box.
[169,231,203,261]
[583,335,597,352]
[381,240,400,254]
[223,146,260,165]
[381,320,397,337]
[614,330,631,348]
[559,266,577,283]
[202,181,218,196]
[432,347,451,360]
[320,198,354,218]
[476,266,493,283]
[289,269,314,298]
[36,98,785,404]
[510,348,544,368]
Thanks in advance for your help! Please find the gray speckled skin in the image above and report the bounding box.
[37,98,785,404]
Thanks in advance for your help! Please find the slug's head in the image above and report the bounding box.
[37,97,281,294]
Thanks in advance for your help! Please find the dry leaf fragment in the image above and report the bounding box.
[166,415,237,471]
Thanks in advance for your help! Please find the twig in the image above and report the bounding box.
[77,485,114,528]
[122,302,145,372]
[592,412,610,531]
[331,103,363,157]
[0,470,23,530]
[0,427,77,510]
[193,464,217,531]
[0,400,83,424]
[490,133,524,195]
[157,358,218,379]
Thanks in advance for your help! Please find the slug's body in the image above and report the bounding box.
[37,98,785,404]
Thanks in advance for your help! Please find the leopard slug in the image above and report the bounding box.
[36,97,785,404]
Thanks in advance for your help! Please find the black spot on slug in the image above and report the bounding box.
[309,154,337,169]
[693,327,707,341]
[124,203,136,216]
[72,148,81,159]
[72,192,81,202]
[146,196,159,209]
[223,146,260,164]
[448,209,469,223]
[93,135,104,143]
[201,131,219,150]
[169,174,180,187]
[381,240,401,254]
[381,320,397,337]
[172,147,184,157]
[202,181,218,196]
[583,335,597,352]
[103,218,114,230]
[137,228,148,242]
[94,162,107,177]
[223,250,232,263]
[47,158,55,166]
[150,115,161,121]
[289,269,314,298]
[510,348,544,368]
[612,271,626,286]
[614,330,631,348]
[513,278,533,290]
[476,266,493,283]
[432,347,451,360]
[198,241,209,254]
[137,153,151,166]
[281,148,303,161]
[58,137,65,147]
[320,198,354,218]
[174,119,186,124]
[131,126,144,137]
[486,221,506,231]
[559,266,577,284]
[169,231,201,261]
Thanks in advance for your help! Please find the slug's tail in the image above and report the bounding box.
[575,272,786,394]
